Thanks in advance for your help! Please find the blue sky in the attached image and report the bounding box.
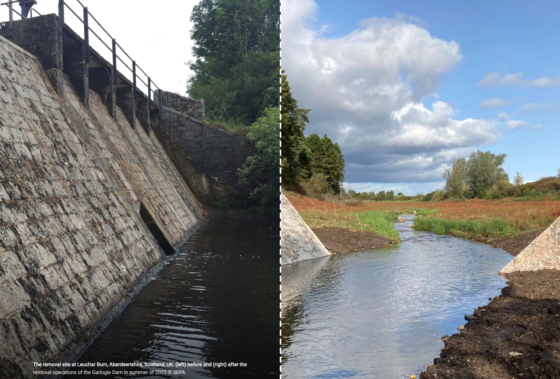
[282,0,560,195]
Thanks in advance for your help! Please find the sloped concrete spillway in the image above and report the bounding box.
[0,30,204,378]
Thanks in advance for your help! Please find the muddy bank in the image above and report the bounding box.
[312,227,394,254]
[421,270,560,379]
[421,229,560,379]
[488,229,545,256]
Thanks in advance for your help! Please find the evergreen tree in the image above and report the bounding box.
[281,72,311,189]
[306,134,345,194]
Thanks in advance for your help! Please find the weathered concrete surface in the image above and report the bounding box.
[501,217,560,274]
[281,194,331,265]
[0,34,203,378]
[152,91,255,207]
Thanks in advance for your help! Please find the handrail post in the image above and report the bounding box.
[83,7,89,64]
[58,0,64,29]
[9,0,13,29]
[132,61,137,130]
[112,39,117,121]
[58,0,64,71]
[148,77,151,135]
[158,89,162,120]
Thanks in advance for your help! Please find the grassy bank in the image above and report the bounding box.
[299,209,400,241]
[286,191,560,241]
[412,216,516,239]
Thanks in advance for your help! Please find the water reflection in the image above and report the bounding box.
[73,222,280,379]
[282,215,513,378]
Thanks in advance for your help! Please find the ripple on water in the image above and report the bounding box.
[72,222,280,379]
[282,215,513,379]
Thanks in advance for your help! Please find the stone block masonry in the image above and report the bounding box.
[0,32,203,378]
[152,91,256,207]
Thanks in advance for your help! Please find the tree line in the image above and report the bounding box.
[281,73,345,197]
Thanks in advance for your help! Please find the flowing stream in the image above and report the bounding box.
[281,215,514,378]
[72,221,280,379]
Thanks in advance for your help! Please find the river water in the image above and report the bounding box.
[281,215,514,378]
[73,222,280,379]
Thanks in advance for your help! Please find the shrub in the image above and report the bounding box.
[486,179,512,199]
[299,173,331,200]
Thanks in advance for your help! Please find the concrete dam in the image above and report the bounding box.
[0,12,253,379]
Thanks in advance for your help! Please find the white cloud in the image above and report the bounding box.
[497,111,509,121]
[510,103,556,117]
[478,72,560,89]
[479,98,511,109]
[506,120,528,131]
[282,0,500,184]
[533,124,543,130]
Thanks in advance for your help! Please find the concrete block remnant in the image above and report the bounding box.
[501,216,560,274]
[281,194,332,265]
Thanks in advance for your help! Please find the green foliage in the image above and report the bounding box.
[513,171,524,187]
[485,179,512,199]
[215,189,230,212]
[443,158,467,198]
[306,133,345,194]
[281,72,312,189]
[299,172,331,199]
[348,189,358,198]
[357,211,400,240]
[188,0,280,125]
[413,216,515,238]
[465,150,508,198]
[237,107,280,206]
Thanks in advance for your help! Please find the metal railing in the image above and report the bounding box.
[61,0,160,107]
[1,0,42,27]
[2,0,162,123]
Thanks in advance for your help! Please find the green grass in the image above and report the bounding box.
[412,216,516,239]
[300,209,400,241]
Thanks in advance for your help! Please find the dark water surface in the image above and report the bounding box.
[74,222,280,379]
[281,215,514,379]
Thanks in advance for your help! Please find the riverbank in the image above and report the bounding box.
[421,269,560,379]
[420,230,560,379]
[312,227,394,254]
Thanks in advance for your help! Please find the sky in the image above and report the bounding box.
[0,0,198,96]
[282,0,560,195]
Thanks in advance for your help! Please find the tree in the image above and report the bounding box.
[443,158,467,198]
[188,0,280,124]
[386,190,395,201]
[348,189,358,198]
[513,172,524,187]
[306,133,345,194]
[237,107,280,206]
[465,151,508,198]
[281,72,311,189]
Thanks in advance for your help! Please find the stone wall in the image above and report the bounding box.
[0,34,203,378]
[281,194,331,265]
[501,217,560,274]
[152,91,255,207]
[156,90,204,121]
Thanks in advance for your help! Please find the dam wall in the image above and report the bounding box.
[152,90,256,207]
[0,20,203,379]
[501,217,560,274]
[281,194,331,265]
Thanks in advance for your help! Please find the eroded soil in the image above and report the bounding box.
[312,226,394,254]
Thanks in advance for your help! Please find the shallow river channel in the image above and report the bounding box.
[72,222,280,379]
[281,215,514,378]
